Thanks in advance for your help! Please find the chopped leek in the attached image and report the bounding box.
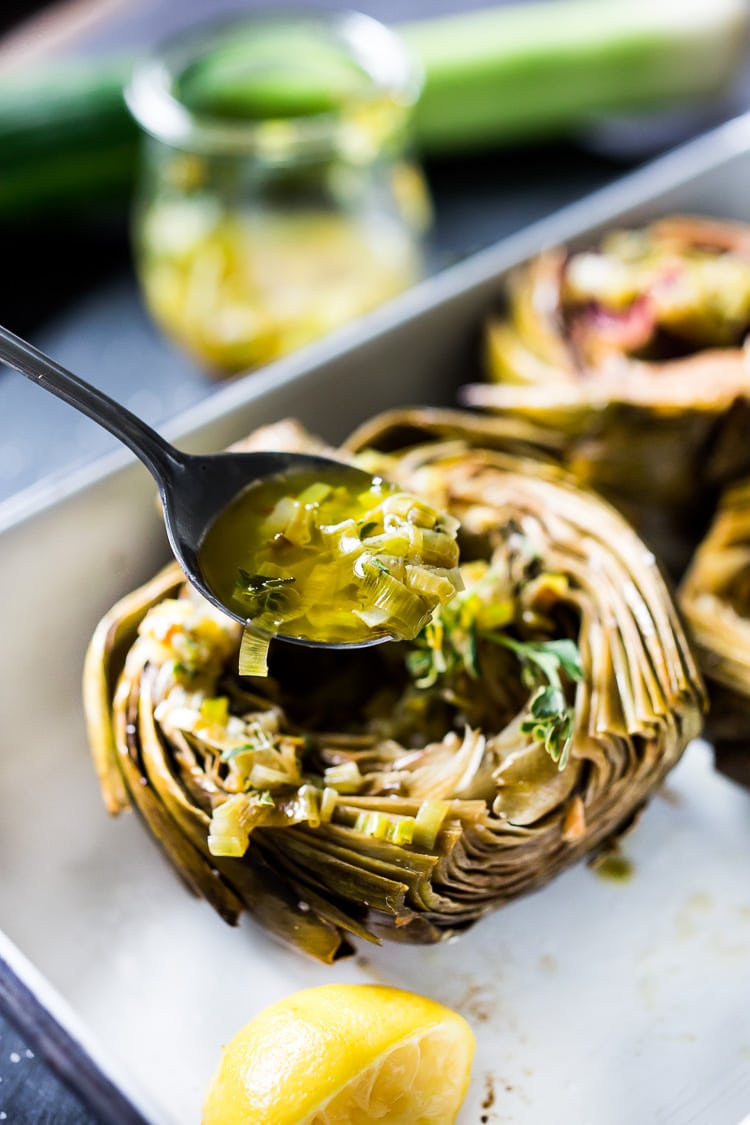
[199,464,462,672]
[199,696,229,726]
[412,799,450,850]
[323,761,363,793]
[238,627,270,678]
[354,810,416,845]
[207,791,274,857]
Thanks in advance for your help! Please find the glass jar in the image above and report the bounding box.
[126,10,429,376]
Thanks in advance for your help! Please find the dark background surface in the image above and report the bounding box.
[0,1026,91,1125]
[2,0,749,508]
[1,0,750,1121]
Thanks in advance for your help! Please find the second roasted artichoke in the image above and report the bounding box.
[464,215,750,574]
[84,411,704,961]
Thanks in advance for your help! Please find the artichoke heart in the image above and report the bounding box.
[84,412,704,962]
[464,215,750,576]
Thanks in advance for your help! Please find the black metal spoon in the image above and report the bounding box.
[0,323,384,649]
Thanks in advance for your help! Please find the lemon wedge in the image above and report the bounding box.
[202,983,475,1125]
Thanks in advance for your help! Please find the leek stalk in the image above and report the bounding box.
[402,0,748,153]
[0,0,747,219]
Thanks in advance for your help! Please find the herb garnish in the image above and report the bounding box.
[492,636,583,769]
[236,571,296,593]
[406,565,583,770]
[232,570,296,612]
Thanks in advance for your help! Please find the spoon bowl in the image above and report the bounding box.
[0,324,388,649]
[158,447,390,647]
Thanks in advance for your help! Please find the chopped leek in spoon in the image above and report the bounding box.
[198,464,462,675]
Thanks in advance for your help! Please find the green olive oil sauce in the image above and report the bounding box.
[199,465,462,675]
[593,853,634,883]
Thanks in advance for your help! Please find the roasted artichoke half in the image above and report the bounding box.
[84,412,704,962]
[680,477,750,755]
[463,215,750,574]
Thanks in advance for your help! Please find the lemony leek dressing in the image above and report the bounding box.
[198,464,463,675]
[128,12,428,374]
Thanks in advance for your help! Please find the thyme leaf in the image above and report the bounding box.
[236,570,296,592]
[233,570,296,613]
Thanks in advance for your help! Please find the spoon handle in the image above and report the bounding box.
[0,324,183,485]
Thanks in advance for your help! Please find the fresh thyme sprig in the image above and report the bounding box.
[405,567,583,770]
[490,635,583,769]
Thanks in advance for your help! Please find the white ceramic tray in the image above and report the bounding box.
[3,113,750,1125]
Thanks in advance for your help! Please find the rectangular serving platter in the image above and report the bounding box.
[3,113,750,1125]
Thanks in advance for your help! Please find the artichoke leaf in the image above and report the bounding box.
[681,477,750,751]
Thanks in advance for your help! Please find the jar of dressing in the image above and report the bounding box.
[126,10,429,375]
